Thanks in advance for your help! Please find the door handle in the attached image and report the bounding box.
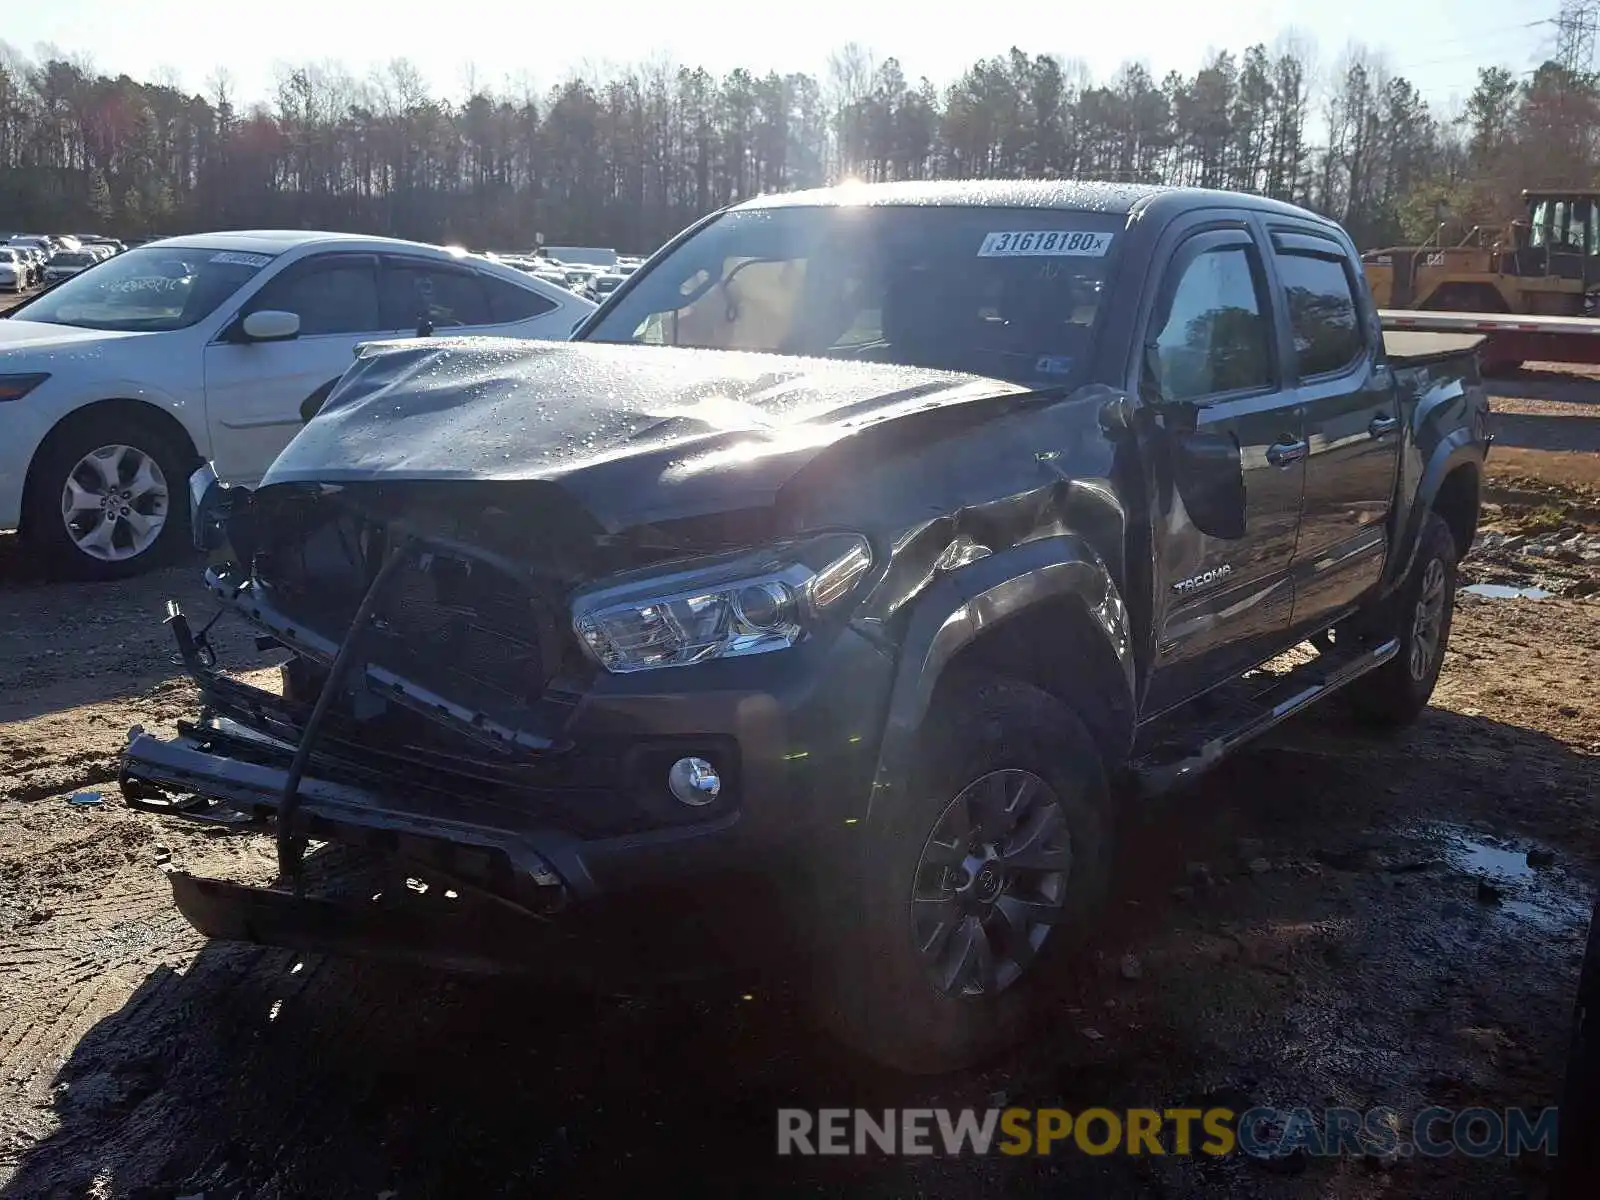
[1369,414,1399,438]
[1266,439,1308,467]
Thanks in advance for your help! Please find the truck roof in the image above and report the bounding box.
[733,179,1345,230]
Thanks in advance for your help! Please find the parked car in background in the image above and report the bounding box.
[530,261,569,287]
[542,245,619,269]
[43,250,98,283]
[561,265,598,292]
[86,237,127,254]
[8,236,54,274]
[582,271,626,302]
[0,230,595,580]
[0,248,25,292]
[21,247,47,286]
[5,246,34,286]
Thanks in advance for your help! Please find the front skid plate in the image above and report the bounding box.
[167,871,740,988]
[170,871,555,977]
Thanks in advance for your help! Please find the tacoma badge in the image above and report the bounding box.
[1172,564,1233,593]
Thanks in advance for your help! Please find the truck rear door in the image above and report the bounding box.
[1264,227,1401,633]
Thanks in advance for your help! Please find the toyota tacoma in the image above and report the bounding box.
[120,181,1490,1072]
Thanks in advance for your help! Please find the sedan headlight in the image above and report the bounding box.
[572,534,874,673]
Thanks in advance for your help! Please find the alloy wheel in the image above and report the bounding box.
[1408,556,1447,681]
[910,768,1072,998]
[60,443,169,562]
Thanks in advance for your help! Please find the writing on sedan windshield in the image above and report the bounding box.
[15,245,276,331]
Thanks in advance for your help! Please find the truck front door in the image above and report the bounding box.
[1138,222,1305,715]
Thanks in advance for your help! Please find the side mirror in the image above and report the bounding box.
[1169,429,1246,540]
[241,310,300,342]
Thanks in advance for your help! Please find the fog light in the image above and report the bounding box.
[667,757,721,806]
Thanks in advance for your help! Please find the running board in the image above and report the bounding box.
[1132,637,1399,797]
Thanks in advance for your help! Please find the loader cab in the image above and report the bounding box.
[1519,189,1600,287]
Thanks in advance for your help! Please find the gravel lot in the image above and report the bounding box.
[1,369,1598,1198]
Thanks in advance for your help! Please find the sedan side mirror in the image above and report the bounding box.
[241,310,301,342]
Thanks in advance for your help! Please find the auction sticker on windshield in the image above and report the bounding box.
[210,251,273,268]
[977,231,1113,257]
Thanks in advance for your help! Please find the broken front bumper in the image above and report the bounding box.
[123,601,895,972]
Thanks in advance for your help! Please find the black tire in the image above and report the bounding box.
[813,675,1112,1073]
[21,408,195,582]
[1557,905,1600,1197]
[1346,511,1457,729]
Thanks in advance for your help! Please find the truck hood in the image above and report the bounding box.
[261,338,1029,530]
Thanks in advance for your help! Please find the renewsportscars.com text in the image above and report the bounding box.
[776,1106,1559,1159]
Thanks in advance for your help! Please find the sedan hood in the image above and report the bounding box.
[0,318,148,350]
[262,338,1026,530]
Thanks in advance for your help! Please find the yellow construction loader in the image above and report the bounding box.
[1363,189,1600,317]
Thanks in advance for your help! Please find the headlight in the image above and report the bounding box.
[572,534,874,673]
[0,373,50,403]
[188,463,238,552]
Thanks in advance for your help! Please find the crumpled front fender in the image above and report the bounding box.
[863,533,1134,825]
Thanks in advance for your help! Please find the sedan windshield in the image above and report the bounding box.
[12,244,277,331]
[584,205,1124,386]
[50,253,94,267]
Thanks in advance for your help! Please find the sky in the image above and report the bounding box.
[3,0,1568,115]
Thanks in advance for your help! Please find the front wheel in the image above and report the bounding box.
[813,675,1112,1073]
[1346,511,1458,729]
[22,409,194,581]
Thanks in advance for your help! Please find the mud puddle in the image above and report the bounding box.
[1427,823,1592,934]
[1461,583,1554,600]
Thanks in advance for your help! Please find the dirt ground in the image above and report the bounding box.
[2,372,1599,1198]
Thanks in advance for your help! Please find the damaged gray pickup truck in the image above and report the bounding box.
[122,181,1491,1072]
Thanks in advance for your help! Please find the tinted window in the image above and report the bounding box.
[483,274,557,323]
[251,257,381,336]
[380,262,490,328]
[1275,250,1363,377]
[1151,245,1274,401]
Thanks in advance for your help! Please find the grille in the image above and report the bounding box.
[257,519,565,712]
[375,551,557,706]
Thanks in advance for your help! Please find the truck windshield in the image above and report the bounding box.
[11,244,276,331]
[583,205,1125,386]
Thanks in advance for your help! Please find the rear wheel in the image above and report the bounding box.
[22,409,195,581]
[813,675,1112,1073]
[1346,512,1457,729]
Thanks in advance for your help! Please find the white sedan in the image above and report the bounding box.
[0,248,23,292]
[0,230,594,579]
[43,250,98,283]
